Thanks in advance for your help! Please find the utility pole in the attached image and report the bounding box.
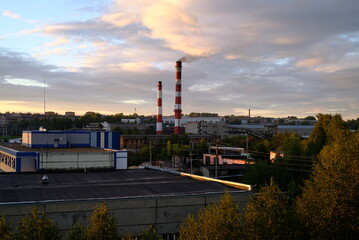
[149,141,152,166]
[246,133,249,153]
[190,141,194,175]
[215,137,219,179]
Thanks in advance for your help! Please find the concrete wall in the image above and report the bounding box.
[20,156,36,172]
[67,132,90,147]
[40,151,114,170]
[0,191,253,236]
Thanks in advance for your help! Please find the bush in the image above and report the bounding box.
[179,192,242,240]
[67,222,86,240]
[86,202,118,240]
[0,216,14,240]
[17,208,61,240]
[138,225,162,240]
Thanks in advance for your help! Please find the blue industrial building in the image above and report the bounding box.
[0,131,126,172]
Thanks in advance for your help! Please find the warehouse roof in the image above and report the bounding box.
[0,169,243,204]
[0,143,108,153]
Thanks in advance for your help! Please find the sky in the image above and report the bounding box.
[1,0,359,119]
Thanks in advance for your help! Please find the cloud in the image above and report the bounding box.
[122,99,147,105]
[5,78,47,87]
[2,10,21,19]
[1,0,359,119]
[44,38,71,47]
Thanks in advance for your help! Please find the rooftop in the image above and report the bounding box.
[0,143,108,153]
[0,169,243,204]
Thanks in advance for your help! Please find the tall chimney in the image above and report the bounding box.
[249,109,251,118]
[174,61,182,134]
[156,81,163,135]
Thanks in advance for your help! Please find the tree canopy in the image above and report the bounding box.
[179,192,242,240]
[296,130,359,239]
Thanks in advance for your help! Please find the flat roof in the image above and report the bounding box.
[0,169,243,204]
[0,143,108,153]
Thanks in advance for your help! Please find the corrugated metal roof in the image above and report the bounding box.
[0,169,241,204]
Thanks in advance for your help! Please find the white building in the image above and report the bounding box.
[163,116,225,126]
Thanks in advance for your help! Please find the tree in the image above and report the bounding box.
[166,140,172,157]
[86,202,118,240]
[306,114,347,155]
[254,139,271,153]
[179,192,242,240]
[278,133,303,156]
[304,116,316,120]
[244,179,300,239]
[296,130,359,239]
[172,144,190,157]
[138,225,162,240]
[66,222,86,240]
[0,216,14,240]
[17,208,61,240]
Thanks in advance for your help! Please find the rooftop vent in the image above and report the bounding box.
[41,175,49,184]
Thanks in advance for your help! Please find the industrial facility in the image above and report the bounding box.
[0,130,127,172]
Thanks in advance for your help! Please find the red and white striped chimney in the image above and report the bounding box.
[174,61,182,134]
[156,81,163,135]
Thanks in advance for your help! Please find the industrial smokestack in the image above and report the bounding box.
[249,109,251,118]
[174,61,182,134]
[156,81,163,135]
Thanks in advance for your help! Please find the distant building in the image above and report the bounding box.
[229,124,314,138]
[84,123,101,131]
[185,122,229,138]
[85,111,96,115]
[65,111,75,117]
[163,116,225,126]
[121,118,142,124]
[201,147,254,178]
[277,125,314,138]
[45,111,56,116]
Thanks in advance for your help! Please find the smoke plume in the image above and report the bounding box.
[178,55,202,62]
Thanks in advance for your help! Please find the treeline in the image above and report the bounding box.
[180,120,359,239]
[221,114,354,193]
[187,112,219,117]
[0,203,161,240]
[1,112,155,136]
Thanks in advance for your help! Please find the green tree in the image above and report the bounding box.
[306,114,347,155]
[0,216,14,240]
[138,225,162,240]
[172,144,190,157]
[166,140,172,157]
[244,179,300,239]
[254,139,271,153]
[86,202,118,240]
[66,222,86,240]
[17,208,61,240]
[296,130,359,239]
[278,133,303,156]
[346,117,359,130]
[179,192,242,240]
[304,116,316,120]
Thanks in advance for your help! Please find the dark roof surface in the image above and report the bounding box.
[0,169,241,204]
